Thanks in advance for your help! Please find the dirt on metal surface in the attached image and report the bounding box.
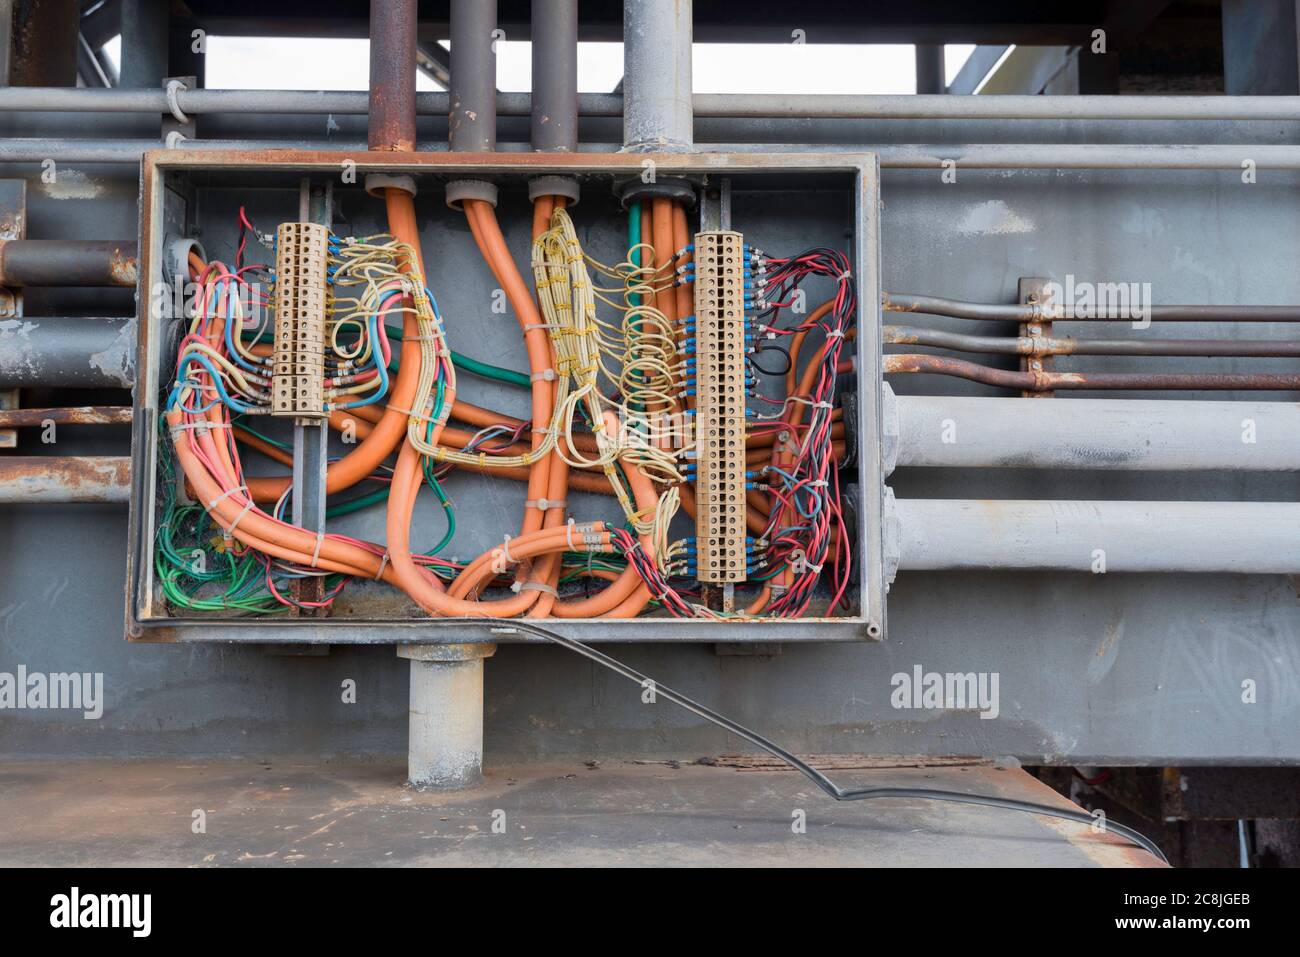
[0,758,1162,867]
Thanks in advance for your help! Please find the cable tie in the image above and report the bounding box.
[526,498,568,511]
[310,532,325,569]
[531,368,558,382]
[374,551,390,581]
[518,581,558,596]
[825,328,846,339]
[206,485,249,510]
[224,500,255,540]
[566,518,577,550]
[165,78,190,125]
[501,534,516,564]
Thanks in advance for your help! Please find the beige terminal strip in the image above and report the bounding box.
[271,221,329,418]
[692,230,747,583]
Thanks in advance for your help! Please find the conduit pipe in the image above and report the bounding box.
[0,240,137,287]
[9,88,1300,123]
[890,497,1300,576]
[622,0,693,150]
[449,0,498,153]
[18,140,1300,171]
[886,388,1300,474]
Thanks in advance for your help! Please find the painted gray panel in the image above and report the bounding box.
[2,164,1299,763]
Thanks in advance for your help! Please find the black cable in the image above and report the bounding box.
[499,620,1168,864]
[747,344,792,377]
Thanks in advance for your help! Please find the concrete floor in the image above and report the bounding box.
[0,758,1162,867]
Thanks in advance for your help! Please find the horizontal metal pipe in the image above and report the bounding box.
[4,88,1300,121]
[0,317,134,388]
[885,354,1300,391]
[8,140,1300,171]
[0,240,138,287]
[893,498,1300,574]
[0,87,614,116]
[888,391,1300,473]
[0,406,132,427]
[885,293,1300,323]
[0,456,129,503]
[694,93,1300,122]
[884,325,1300,357]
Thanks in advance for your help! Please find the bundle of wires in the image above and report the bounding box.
[739,247,855,617]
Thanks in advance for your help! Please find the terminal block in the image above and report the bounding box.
[271,221,329,418]
[692,230,747,583]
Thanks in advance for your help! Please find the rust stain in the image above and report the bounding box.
[0,406,131,427]
[0,455,129,502]
[109,247,138,287]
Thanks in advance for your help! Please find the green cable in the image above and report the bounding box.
[628,200,641,307]
[379,325,530,388]
[241,328,530,389]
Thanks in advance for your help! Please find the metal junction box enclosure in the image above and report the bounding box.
[127,150,883,645]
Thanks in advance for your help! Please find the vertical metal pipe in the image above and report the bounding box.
[119,0,170,88]
[450,0,498,152]
[0,0,14,86]
[915,45,946,95]
[622,0,693,150]
[368,0,418,150]
[531,0,578,152]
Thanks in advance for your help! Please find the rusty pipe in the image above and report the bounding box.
[884,325,1300,358]
[885,353,1300,391]
[0,456,129,503]
[0,406,131,427]
[0,239,137,287]
[884,292,1300,323]
[368,0,419,151]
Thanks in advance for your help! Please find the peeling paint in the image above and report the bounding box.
[38,169,102,201]
[88,318,136,388]
[954,199,1034,236]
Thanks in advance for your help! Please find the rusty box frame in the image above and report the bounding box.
[126,149,884,644]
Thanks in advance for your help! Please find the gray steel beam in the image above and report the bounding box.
[888,391,1300,474]
[947,45,1011,94]
[622,0,692,150]
[415,41,451,90]
[1222,0,1300,94]
[893,498,1300,575]
[76,32,117,88]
